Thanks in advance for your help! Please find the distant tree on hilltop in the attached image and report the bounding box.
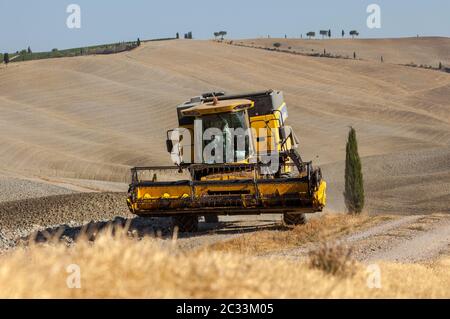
[320,30,328,39]
[3,53,9,65]
[350,30,359,39]
[219,31,227,40]
[306,31,315,39]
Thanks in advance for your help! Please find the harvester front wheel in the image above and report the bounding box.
[204,215,219,223]
[172,215,199,233]
[283,213,307,226]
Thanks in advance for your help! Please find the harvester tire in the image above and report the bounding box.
[283,213,307,226]
[172,215,199,233]
[204,215,219,223]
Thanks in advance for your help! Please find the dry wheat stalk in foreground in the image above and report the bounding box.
[0,223,448,298]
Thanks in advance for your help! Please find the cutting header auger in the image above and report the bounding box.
[127,90,326,232]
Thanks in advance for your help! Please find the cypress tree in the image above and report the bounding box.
[344,127,364,214]
[3,53,9,65]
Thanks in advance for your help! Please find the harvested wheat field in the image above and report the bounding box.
[0,38,449,215]
[0,38,449,298]
[237,37,450,66]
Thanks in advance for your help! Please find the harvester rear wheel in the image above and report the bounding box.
[283,213,307,226]
[204,215,219,223]
[172,215,199,233]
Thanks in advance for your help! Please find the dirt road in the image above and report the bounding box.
[352,215,450,263]
[268,214,450,263]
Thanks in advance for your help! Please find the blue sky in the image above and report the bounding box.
[1,0,449,52]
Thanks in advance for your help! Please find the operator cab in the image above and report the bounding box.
[167,90,295,167]
[181,98,255,164]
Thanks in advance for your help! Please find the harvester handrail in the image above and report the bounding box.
[132,166,182,171]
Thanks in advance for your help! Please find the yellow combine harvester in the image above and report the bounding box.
[127,90,326,232]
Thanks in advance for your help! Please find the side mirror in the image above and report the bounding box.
[166,139,174,153]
